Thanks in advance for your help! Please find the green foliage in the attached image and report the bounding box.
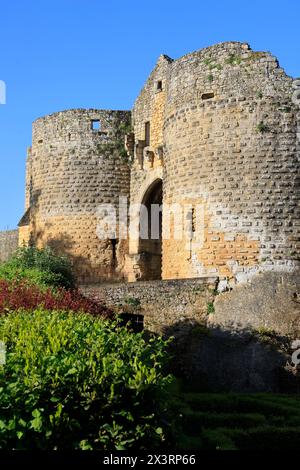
[192,285,205,294]
[225,54,242,65]
[203,59,222,71]
[124,297,141,308]
[256,91,263,99]
[209,287,219,296]
[207,74,214,83]
[278,105,292,113]
[96,119,132,163]
[203,58,211,66]
[207,302,215,314]
[0,265,61,290]
[0,246,74,289]
[254,326,277,337]
[0,309,173,450]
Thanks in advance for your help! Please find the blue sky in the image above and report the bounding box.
[0,0,299,230]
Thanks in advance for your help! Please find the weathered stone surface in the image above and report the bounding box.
[16,41,300,286]
[19,109,131,283]
[211,271,300,335]
[82,277,297,392]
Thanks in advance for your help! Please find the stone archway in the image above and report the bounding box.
[138,178,163,280]
[126,176,163,282]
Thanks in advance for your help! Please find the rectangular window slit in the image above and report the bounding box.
[157,80,163,91]
[145,121,150,147]
[202,93,214,100]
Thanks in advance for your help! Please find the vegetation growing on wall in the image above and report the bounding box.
[96,119,133,162]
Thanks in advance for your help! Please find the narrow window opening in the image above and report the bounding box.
[111,238,118,261]
[202,92,214,100]
[145,121,150,147]
[191,208,196,233]
[157,80,163,91]
[91,120,101,131]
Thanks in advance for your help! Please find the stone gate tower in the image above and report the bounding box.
[19,109,131,283]
[18,42,300,286]
[127,42,300,285]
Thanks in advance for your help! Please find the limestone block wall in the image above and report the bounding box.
[130,42,300,284]
[20,109,131,283]
[82,275,299,392]
[0,230,18,263]
[126,55,172,280]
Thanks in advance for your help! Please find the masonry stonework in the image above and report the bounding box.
[0,230,18,263]
[19,109,131,283]
[129,42,300,284]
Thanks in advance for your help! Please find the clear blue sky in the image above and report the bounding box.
[0,0,299,230]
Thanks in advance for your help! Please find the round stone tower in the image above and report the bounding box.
[128,42,300,284]
[162,42,299,281]
[19,108,131,283]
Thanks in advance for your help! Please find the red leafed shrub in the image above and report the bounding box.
[0,279,113,319]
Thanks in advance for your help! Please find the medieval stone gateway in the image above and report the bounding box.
[12,41,299,287]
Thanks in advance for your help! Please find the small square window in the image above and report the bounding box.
[157,80,163,91]
[91,120,101,131]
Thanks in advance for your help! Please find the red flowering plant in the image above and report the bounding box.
[0,279,113,319]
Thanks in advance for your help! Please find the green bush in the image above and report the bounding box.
[0,265,63,289]
[0,309,173,450]
[0,246,74,289]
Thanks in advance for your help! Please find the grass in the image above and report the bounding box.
[173,392,300,450]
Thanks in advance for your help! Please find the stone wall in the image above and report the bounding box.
[19,42,299,286]
[0,230,18,263]
[211,270,300,336]
[129,42,300,285]
[82,277,218,333]
[19,109,131,283]
[82,275,299,392]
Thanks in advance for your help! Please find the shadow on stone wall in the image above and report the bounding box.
[46,232,116,284]
[26,213,120,284]
[163,320,300,394]
[213,271,300,336]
